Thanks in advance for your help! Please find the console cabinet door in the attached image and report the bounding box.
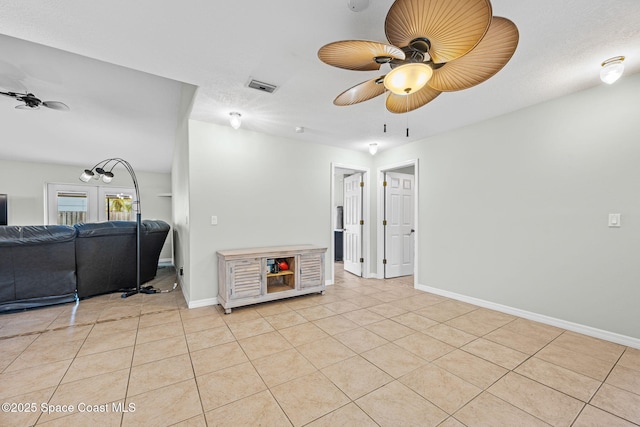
[299,253,324,289]
[228,258,263,300]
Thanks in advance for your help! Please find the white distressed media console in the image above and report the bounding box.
[217,245,326,314]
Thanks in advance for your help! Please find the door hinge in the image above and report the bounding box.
[359,219,364,225]
[359,258,364,263]
[383,181,387,187]
[382,220,387,226]
[359,181,364,187]
[383,259,387,265]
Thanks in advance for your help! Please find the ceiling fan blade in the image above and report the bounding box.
[318,40,405,71]
[428,17,519,92]
[42,101,70,111]
[0,90,19,99]
[15,104,39,110]
[385,0,492,64]
[334,77,387,106]
[385,85,441,113]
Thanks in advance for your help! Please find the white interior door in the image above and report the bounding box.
[343,173,363,276]
[385,172,414,278]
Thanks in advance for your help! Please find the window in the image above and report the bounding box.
[104,193,133,221]
[56,191,90,225]
[46,183,137,225]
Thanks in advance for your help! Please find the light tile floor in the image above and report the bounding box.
[0,264,639,426]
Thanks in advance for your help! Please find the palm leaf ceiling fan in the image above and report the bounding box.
[318,0,519,113]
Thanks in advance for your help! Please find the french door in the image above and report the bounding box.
[46,183,137,225]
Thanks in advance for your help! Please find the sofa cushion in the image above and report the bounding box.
[74,220,170,298]
[74,221,137,238]
[0,225,77,308]
[0,225,76,246]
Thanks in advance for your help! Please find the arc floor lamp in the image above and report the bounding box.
[79,158,157,298]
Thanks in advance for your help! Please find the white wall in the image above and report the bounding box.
[171,84,197,300]
[0,158,173,259]
[375,72,640,340]
[184,120,371,303]
[175,74,639,342]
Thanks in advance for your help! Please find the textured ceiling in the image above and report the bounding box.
[0,0,639,173]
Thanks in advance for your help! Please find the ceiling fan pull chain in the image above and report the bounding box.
[406,97,410,137]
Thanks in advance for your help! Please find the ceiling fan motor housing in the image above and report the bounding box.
[20,94,42,108]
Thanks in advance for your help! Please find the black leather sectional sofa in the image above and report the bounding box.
[0,220,170,312]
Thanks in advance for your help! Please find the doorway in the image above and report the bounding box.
[377,159,418,284]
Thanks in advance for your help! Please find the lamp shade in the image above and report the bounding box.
[600,56,624,84]
[102,171,114,183]
[79,169,94,182]
[369,143,378,155]
[384,63,433,95]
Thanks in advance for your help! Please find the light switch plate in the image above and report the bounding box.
[211,215,218,225]
[608,213,621,227]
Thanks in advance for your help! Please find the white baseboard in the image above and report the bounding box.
[188,297,219,309]
[175,274,218,309]
[158,258,173,266]
[416,283,640,349]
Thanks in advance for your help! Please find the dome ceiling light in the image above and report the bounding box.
[600,56,625,84]
[229,112,242,130]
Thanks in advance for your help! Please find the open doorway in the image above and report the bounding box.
[330,163,371,285]
[376,159,419,285]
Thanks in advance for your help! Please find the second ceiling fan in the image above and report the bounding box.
[318,0,519,113]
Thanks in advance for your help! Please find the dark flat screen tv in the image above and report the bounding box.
[0,194,7,225]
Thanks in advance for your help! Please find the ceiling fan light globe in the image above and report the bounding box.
[600,57,624,84]
[383,63,433,95]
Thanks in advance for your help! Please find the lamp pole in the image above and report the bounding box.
[79,158,151,297]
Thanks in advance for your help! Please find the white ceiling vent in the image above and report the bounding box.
[248,79,278,94]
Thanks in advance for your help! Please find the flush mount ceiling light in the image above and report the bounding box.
[369,143,378,155]
[600,56,625,84]
[318,0,519,113]
[229,112,242,129]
